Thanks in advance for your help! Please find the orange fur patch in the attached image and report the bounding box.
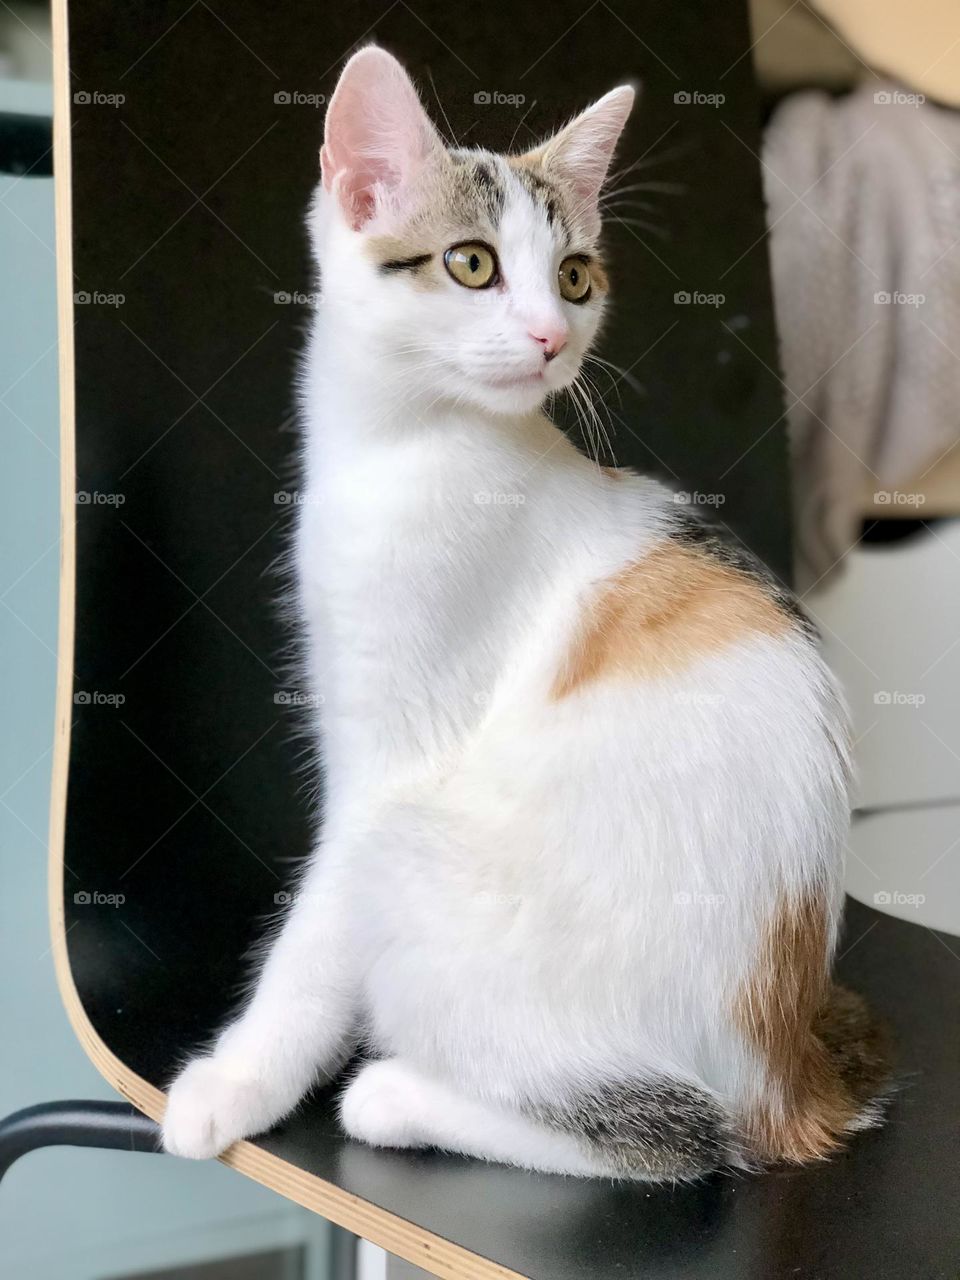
[551,541,790,698]
[736,890,857,1164]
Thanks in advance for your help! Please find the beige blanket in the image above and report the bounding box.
[763,83,960,587]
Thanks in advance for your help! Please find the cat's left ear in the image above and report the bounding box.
[533,86,636,226]
[321,46,445,230]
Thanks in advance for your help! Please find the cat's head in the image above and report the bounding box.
[311,47,634,417]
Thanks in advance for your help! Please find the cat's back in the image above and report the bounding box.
[454,475,850,900]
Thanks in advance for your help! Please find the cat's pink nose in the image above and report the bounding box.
[530,326,568,362]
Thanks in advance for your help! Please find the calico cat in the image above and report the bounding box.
[162,46,889,1179]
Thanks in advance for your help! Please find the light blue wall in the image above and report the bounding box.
[0,79,329,1280]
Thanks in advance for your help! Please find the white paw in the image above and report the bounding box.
[162,1057,281,1159]
[339,1060,424,1150]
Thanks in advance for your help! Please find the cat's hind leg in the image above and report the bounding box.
[339,1059,738,1180]
[339,1059,603,1177]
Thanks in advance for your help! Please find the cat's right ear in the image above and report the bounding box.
[321,47,444,230]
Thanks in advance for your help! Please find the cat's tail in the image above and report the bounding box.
[815,983,894,1131]
[736,982,894,1168]
[529,987,892,1182]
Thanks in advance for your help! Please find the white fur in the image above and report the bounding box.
[163,48,850,1175]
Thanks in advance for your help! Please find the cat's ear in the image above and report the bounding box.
[534,86,636,220]
[321,47,445,230]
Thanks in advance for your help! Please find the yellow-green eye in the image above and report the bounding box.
[444,242,498,289]
[559,256,591,303]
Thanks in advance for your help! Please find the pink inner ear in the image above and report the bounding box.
[321,47,443,229]
[543,86,636,210]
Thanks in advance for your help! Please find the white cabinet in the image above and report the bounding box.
[808,524,960,933]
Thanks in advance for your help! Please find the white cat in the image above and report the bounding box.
[162,46,888,1179]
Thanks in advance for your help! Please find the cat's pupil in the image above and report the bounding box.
[570,267,579,286]
[469,253,480,273]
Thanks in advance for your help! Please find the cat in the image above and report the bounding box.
[161,45,889,1180]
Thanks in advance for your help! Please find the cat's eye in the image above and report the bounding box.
[558,256,591,303]
[444,242,498,289]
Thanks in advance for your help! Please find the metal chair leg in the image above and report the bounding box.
[0,1099,161,1185]
[2,1100,362,1278]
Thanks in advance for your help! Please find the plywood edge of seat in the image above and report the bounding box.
[44,950,520,1280]
[46,955,524,1280]
[45,4,522,1276]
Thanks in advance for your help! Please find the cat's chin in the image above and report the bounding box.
[469,376,554,417]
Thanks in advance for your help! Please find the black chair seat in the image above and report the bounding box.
[55,895,960,1278]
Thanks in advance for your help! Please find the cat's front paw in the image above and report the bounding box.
[162,1057,280,1159]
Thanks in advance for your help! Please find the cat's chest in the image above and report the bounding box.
[307,443,527,619]
[299,455,538,759]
